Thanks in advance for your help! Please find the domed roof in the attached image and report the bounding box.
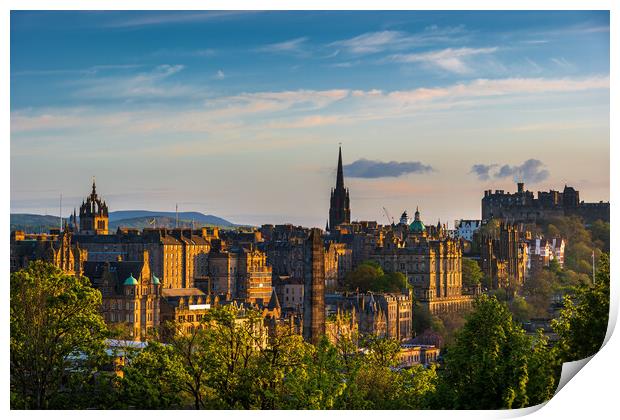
[151,274,160,285]
[123,273,138,286]
[409,207,426,233]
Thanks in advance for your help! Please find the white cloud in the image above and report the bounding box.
[214,70,225,80]
[257,37,309,54]
[331,31,407,54]
[71,64,192,99]
[389,47,498,74]
[330,26,468,56]
[104,11,258,28]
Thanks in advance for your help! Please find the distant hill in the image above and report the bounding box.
[109,210,234,227]
[109,216,229,230]
[11,210,237,233]
[10,214,67,233]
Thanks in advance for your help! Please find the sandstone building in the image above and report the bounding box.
[371,208,473,314]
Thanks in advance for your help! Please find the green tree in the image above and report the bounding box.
[253,324,312,409]
[552,253,610,362]
[198,306,265,409]
[522,268,559,317]
[525,330,561,406]
[507,294,532,323]
[344,262,384,292]
[10,262,109,409]
[344,261,408,293]
[120,342,189,409]
[462,258,483,287]
[590,220,610,253]
[362,335,401,367]
[437,295,537,409]
[285,336,347,409]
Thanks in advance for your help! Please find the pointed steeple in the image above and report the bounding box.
[336,145,344,190]
[329,145,351,230]
[91,176,97,196]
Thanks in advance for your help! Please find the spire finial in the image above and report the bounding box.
[91,176,96,195]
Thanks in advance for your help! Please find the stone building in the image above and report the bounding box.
[325,291,413,341]
[83,251,161,340]
[332,221,383,268]
[324,241,353,291]
[159,287,214,336]
[371,208,473,314]
[527,237,566,273]
[397,344,440,368]
[208,244,273,303]
[10,229,88,276]
[482,182,609,224]
[478,221,528,290]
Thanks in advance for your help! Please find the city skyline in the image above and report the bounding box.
[11,11,610,227]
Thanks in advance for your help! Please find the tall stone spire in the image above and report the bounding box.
[91,176,96,196]
[328,146,351,231]
[336,145,344,190]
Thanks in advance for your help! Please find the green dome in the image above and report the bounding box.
[409,220,426,233]
[409,207,426,233]
[123,273,138,286]
[151,274,160,285]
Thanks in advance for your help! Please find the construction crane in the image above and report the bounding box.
[382,207,395,226]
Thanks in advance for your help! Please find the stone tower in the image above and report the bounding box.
[79,178,109,235]
[303,228,325,344]
[328,146,351,231]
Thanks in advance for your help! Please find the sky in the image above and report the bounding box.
[10,11,610,228]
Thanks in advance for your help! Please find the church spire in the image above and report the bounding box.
[336,145,344,190]
[328,145,351,231]
[91,176,97,196]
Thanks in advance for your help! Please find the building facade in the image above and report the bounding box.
[482,182,609,223]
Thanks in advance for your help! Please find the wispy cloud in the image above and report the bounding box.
[388,47,498,74]
[330,26,467,55]
[344,159,434,178]
[551,57,574,69]
[470,159,550,183]
[149,48,216,58]
[13,64,143,77]
[12,75,609,137]
[331,31,407,54]
[103,11,258,28]
[214,70,226,80]
[256,37,309,54]
[70,64,191,100]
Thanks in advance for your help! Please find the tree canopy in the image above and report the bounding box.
[436,295,559,409]
[343,260,409,293]
[10,261,109,409]
[552,253,610,362]
[462,257,483,287]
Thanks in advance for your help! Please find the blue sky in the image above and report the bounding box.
[10,11,610,227]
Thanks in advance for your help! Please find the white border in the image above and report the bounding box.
[2,1,616,419]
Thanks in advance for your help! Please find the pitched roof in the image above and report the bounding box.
[267,288,281,311]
